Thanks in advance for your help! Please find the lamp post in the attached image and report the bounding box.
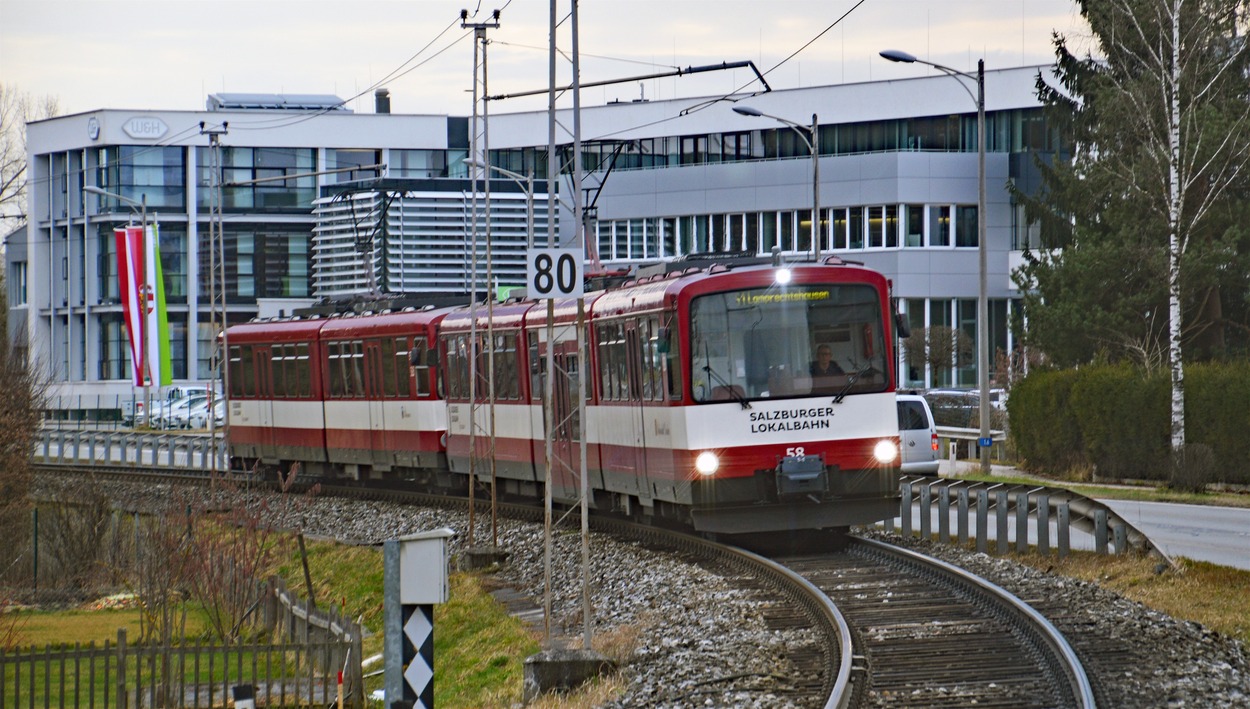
[880,48,990,475]
[732,106,821,262]
[85,185,151,424]
[463,159,535,249]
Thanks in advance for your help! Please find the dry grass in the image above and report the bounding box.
[12,607,209,649]
[1012,551,1250,646]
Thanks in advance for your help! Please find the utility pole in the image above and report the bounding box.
[200,121,229,472]
[461,7,501,553]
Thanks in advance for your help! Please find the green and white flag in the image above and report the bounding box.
[144,220,173,386]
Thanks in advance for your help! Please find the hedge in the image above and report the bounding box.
[1008,362,1250,485]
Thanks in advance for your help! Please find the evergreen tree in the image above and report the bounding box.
[1015,0,1250,452]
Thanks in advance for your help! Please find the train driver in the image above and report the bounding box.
[809,344,846,393]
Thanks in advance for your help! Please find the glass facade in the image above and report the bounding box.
[197,147,318,212]
[197,226,313,303]
[95,146,186,210]
[596,202,978,259]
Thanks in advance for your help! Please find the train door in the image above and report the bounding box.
[621,322,648,491]
[254,347,275,458]
[363,340,388,469]
[525,328,546,482]
[549,339,582,503]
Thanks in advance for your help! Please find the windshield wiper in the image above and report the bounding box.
[833,366,875,404]
[703,364,752,409]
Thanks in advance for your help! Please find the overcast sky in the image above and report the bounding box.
[1,0,1094,117]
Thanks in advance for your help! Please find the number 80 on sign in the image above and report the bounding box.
[527,248,584,299]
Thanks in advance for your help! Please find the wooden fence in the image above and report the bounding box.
[1,577,365,708]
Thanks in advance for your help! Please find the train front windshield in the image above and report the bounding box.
[689,283,888,402]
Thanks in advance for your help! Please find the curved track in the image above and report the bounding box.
[783,536,1096,708]
[34,462,1095,707]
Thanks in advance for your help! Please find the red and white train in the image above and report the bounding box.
[226,255,903,535]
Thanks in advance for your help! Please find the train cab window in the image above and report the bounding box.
[238,345,257,397]
[689,284,887,403]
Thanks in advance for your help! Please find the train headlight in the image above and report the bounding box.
[873,439,899,464]
[775,268,792,285]
[695,451,720,476]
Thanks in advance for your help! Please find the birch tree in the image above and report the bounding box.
[1022,0,1250,455]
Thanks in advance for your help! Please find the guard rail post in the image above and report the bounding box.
[900,481,913,537]
[1113,523,1127,555]
[1094,509,1108,554]
[975,488,988,553]
[995,489,1009,555]
[1015,491,1030,553]
[937,484,951,543]
[1057,503,1070,558]
[1037,495,1051,556]
[919,483,932,539]
[957,486,969,545]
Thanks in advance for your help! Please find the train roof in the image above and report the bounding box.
[227,317,328,343]
[319,306,458,338]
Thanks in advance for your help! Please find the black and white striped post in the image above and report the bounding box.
[384,528,454,708]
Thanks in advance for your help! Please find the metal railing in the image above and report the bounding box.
[34,430,226,471]
[885,476,1166,562]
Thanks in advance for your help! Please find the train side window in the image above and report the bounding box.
[294,343,311,398]
[239,345,256,397]
[228,346,245,397]
[663,311,681,400]
[409,339,431,397]
[497,332,519,400]
[349,341,365,398]
[528,331,545,402]
[327,342,344,398]
[380,338,398,398]
[270,345,287,399]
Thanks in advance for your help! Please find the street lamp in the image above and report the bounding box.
[463,159,535,249]
[85,185,152,424]
[732,106,821,262]
[880,48,991,475]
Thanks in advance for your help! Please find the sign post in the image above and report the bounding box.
[384,528,454,708]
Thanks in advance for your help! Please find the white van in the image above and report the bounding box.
[897,393,940,476]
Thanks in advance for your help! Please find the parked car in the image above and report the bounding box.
[187,399,225,430]
[152,394,207,429]
[898,392,940,476]
[923,388,980,428]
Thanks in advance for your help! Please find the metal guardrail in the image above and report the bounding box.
[885,476,1170,564]
[34,429,227,471]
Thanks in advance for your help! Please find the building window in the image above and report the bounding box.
[9,261,27,306]
[199,147,317,212]
[928,205,951,247]
[95,145,186,210]
[955,205,978,247]
[904,204,924,247]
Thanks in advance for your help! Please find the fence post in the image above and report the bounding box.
[937,484,950,543]
[116,628,128,709]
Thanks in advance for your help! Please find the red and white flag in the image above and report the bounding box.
[115,226,146,386]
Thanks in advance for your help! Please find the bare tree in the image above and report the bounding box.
[0,83,60,234]
[902,326,974,386]
[0,330,47,587]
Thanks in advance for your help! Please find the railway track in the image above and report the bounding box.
[33,462,1095,707]
[782,536,1096,708]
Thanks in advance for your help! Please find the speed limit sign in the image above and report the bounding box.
[527,248,584,299]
